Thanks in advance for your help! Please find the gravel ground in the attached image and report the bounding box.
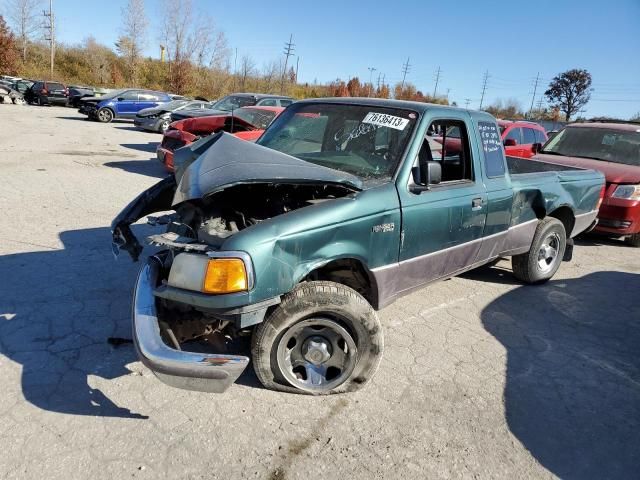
[0,104,638,480]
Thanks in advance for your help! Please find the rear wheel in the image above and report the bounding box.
[97,107,114,123]
[512,217,566,284]
[626,233,640,247]
[252,281,383,394]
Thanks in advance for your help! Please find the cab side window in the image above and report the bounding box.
[258,99,277,106]
[522,127,537,145]
[418,120,473,183]
[505,127,522,144]
[534,129,547,144]
[119,90,139,101]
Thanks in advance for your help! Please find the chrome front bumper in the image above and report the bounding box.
[132,259,250,393]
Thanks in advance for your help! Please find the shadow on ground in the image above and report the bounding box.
[0,227,158,419]
[120,142,159,153]
[482,271,640,479]
[104,158,168,178]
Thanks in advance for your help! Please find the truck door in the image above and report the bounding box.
[115,90,140,116]
[472,118,513,261]
[396,115,488,290]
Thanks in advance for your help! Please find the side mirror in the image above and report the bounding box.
[426,161,442,185]
[410,161,442,193]
[117,97,125,101]
[504,138,517,147]
[532,142,543,153]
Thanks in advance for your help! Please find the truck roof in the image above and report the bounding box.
[299,97,473,115]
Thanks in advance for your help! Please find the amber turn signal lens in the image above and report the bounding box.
[202,258,248,294]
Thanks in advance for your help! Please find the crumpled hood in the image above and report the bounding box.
[534,153,640,184]
[79,96,104,105]
[172,132,362,205]
[172,109,226,121]
[137,106,169,117]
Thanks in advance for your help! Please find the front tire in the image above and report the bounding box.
[512,217,566,284]
[159,118,170,132]
[626,233,640,247]
[97,107,114,123]
[252,281,383,394]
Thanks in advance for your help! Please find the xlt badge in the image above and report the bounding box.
[372,223,395,233]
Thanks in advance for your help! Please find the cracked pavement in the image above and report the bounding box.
[0,105,639,479]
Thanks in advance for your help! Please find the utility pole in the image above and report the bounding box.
[400,57,411,91]
[433,66,441,97]
[367,67,377,97]
[464,98,471,109]
[528,72,540,118]
[295,56,300,83]
[376,72,381,91]
[479,70,489,109]
[232,48,238,90]
[43,0,54,78]
[280,34,295,94]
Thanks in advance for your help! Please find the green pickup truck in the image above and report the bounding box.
[112,98,604,395]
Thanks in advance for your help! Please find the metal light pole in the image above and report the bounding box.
[367,67,377,97]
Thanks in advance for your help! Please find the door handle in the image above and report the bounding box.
[472,198,483,210]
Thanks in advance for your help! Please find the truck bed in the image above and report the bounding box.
[507,156,580,175]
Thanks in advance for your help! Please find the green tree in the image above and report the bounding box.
[544,69,592,122]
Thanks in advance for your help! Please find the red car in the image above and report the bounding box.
[433,120,547,159]
[534,121,640,246]
[157,106,284,172]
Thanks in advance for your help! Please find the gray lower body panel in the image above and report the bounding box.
[372,219,539,308]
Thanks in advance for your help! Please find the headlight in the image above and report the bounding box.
[202,258,248,293]
[611,184,640,200]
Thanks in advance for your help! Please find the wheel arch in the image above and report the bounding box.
[299,257,380,310]
[548,205,576,238]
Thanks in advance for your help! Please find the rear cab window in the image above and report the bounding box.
[478,121,506,177]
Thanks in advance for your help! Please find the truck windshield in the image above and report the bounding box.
[257,103,418,185]
[542,126,640,166]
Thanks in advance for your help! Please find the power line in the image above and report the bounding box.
[528,72,540,118]
[280,34,295,94]
[400,57,411,91]
[367,67,377,97]
[479,70,490,109]
[43,0,54,77]
[433,66,441,98]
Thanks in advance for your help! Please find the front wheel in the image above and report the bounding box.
[97,107,114,123]
[252,281,383,394]
[512,217,566,284]
[626,233,640,247]
[159,118,170,132]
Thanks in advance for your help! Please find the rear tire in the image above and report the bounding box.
[626,233,640,247]
[97,107,114,123]
[252,281,383,395]
[512,217,566,284]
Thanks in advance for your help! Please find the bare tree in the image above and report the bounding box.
[6,0,41,62]
[160,0,228,94]
[115,0,147,84]
[239,55,255,91]
[261,59,281,92]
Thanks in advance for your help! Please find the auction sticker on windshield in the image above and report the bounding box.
[362,112,410,130]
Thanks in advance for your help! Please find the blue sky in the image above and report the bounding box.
[23,0,640,118]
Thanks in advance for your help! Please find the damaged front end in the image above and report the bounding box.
[113,132,360,392]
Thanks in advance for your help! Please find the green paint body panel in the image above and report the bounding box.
[152,100,605,312]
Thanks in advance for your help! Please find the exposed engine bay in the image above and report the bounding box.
[161,183,352,247]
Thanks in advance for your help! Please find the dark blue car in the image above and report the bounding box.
[78,89,172,123]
